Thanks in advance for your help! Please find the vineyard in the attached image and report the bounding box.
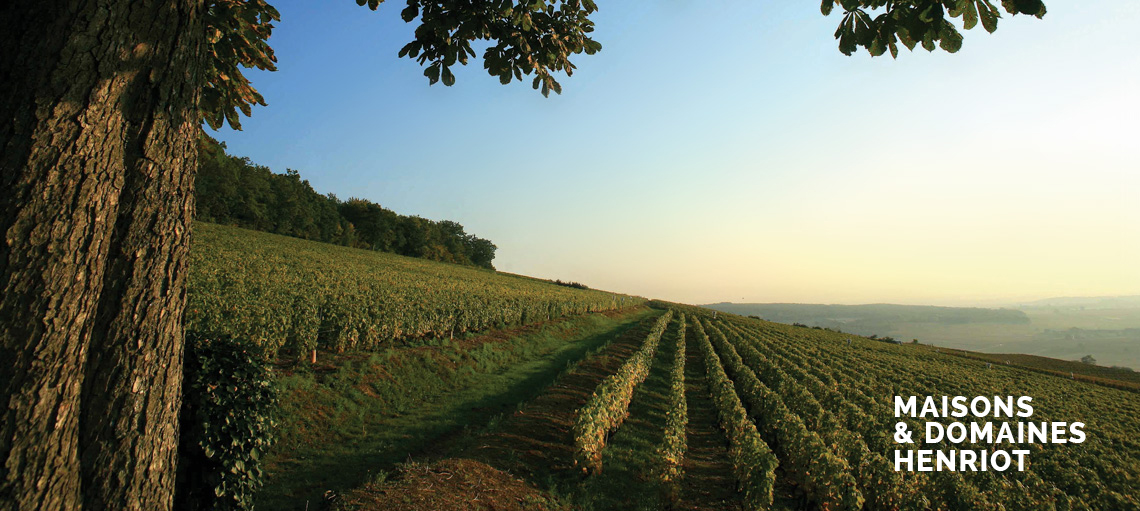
[669,306,1140,510]
[189,228,1140,510]
[188,222,644,357]
[331,303,1140,511]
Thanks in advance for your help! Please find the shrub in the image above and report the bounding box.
[176,332,278,511]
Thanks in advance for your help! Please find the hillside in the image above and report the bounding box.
[188,222,642,358]
[1016,295,1140,309]
[703,302,1029,337]
[179,227,1140,510]
[176,227,1140,510]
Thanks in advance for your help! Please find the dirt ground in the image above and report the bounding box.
[335,458,565,511]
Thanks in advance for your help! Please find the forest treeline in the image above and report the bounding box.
[195,135,496,269]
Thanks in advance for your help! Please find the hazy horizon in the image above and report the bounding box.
[699,295,1140,308]
[213,1,1140,306]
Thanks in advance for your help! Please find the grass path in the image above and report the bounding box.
[574,316,688,510]
[454,313,662,495]
[258,309,653,510]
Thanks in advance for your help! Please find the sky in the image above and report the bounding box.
[212,1,1140,307]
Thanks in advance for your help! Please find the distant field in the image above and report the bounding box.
[1023,306,1140,330]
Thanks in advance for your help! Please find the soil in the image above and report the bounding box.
[335,458,564,511]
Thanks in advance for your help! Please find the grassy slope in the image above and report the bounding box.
[343,314,749,511]
[448,315,661,495]
[259,307,654,509]
[334,314,683,510]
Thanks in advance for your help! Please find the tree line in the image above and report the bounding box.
[195,135,497,269]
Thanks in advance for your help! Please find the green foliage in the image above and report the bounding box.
[713,312,1140,509]
[702,318,865,511]
[187,222,643,357]
[338,198,497,269]
[822,0,1046,57]
[690,319,778,511]
[717,320,922,510]
[552,279,590,290]
[573,310,673,473]
[658,314,688,490]
[367,0,602,97]
[195,136,357,248]
[261,309,649,507]
[176,332,278,511]
[195,135,497,269]
[202,0,602,131]
[202,0,280,130]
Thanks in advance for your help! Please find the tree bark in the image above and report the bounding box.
[0,1,203,510]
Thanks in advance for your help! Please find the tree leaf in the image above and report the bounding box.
[961,0,980,30]
[978,0,1000,33]
[401,4,418,22]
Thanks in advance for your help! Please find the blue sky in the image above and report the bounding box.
[213,1,1140,306]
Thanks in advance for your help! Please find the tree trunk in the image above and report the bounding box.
[0,1,203,510]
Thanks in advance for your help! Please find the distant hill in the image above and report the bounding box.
[1014,295,1140,310]
[702,302,1028,333]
